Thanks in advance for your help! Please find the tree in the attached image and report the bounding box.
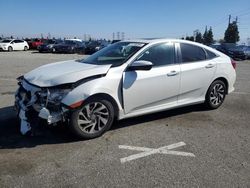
[203,26,214,45]
[207,27,214,45]
[189,36,194,41]
[224,21,240,43]
[185,36,194,41]
[203,26,208,44]
[195,32,203,43]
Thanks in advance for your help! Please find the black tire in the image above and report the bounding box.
[8,46,13,52]
[205,80,226,109]
[69,98,115,139]
[24,46,28,51]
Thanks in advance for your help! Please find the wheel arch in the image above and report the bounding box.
[83,93,119,119]
[212,77,229,94]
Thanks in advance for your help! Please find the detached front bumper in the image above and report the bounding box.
[15,79,68,128]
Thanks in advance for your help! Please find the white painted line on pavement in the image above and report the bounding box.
[119,142,195,163]
[232,91,250,95]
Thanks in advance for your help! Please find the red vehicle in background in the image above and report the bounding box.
[28,39,44,49]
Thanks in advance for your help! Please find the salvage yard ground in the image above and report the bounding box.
[0,51,250,187]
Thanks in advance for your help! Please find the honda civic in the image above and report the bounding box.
[15,39,236,139]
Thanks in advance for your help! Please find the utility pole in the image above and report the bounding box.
[117,32,120,40]
[193,29,199,39]
[121,32,125,40]
[228,14,231,25]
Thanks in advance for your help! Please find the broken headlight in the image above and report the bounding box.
[48,89,71,103]
[38,88,71,104]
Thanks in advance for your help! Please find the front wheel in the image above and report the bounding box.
[205,80,226,109]
[69,98,115,139]
[8,46,13,52]
[24,46,28,51]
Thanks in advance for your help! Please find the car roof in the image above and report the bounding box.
[123,38,211,48]
[122,38,227,57]
[66,39,83,42]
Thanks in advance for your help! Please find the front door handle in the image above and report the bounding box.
[205,63,215,68]
[167,70,179,76]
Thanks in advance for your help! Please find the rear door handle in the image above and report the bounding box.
[205,63,215,68]
[167,70,179,76]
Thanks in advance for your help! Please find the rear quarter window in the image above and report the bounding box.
[205,49,217,59]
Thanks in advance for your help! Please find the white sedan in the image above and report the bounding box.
[15,39,236,138]
[0,39,29,51]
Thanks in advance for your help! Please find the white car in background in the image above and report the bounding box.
[0,39,29,51]
[15,39,236,139]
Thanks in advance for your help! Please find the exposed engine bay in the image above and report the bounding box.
[15,77,70,135]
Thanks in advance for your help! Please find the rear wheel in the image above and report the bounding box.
[69,98,115,139]
[8,46,13,52]
[205,80,226,109]
[24,46,28,51]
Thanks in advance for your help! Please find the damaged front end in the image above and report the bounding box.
[15,76,71,135]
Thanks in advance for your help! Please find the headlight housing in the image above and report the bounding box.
[38,88,71,105]
[48,89,71,103]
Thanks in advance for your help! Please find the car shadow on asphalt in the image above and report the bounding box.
[0,104,208,149]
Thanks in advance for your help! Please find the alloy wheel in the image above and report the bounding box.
[209,83,225,106]
[77,102,110,134]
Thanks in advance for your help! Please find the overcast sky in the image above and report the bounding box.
[1,0,250,43]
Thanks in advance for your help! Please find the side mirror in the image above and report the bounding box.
[11,42,14,44]
[127,60,153,71]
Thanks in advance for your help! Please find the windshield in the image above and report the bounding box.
[1,40,12,43]
[81,42,146,66]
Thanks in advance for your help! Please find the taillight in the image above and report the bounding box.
[231,59,236,69]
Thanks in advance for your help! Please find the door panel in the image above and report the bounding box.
[179,60,216,103]
[123,64,180,114]
[11,42,18,50]
[12,40,20,50]
[177,43,217,103]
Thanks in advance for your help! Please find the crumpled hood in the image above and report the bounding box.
[24,60,111,87]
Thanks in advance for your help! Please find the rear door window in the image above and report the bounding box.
[180,43,206,63]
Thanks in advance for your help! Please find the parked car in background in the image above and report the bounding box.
[210,43,246,60]
[209,44,221,51]
[53,40,86,54]
[243,46,250,59]
[38,39,63,53]
[234,45,250,59]
[95,41,110,51]
[0,39,29,51]
[85,41,102,54]
[15,39,236,139]
[227,46,247,60]
[28,38,44,49]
